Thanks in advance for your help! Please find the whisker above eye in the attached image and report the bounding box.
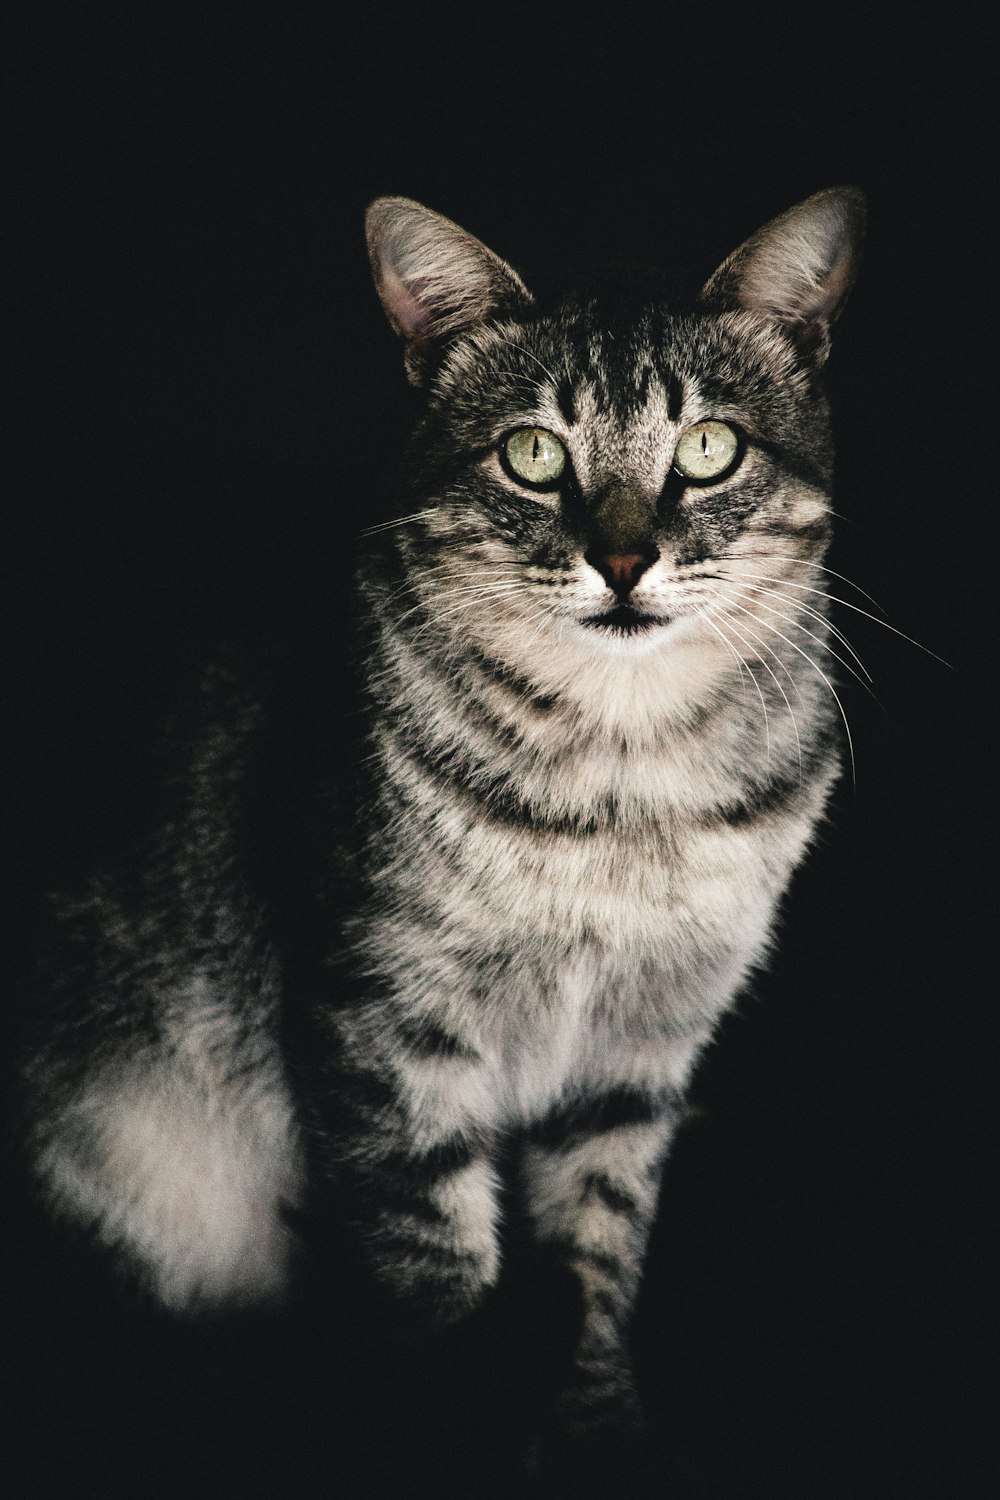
[490,332,561,389]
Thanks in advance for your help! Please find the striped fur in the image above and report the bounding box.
[20,190,864,1449]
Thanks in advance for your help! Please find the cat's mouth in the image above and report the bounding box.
[581,603,670,634]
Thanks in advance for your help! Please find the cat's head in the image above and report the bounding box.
[365,189,864,667]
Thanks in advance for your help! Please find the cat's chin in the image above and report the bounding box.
[579,604,671,637]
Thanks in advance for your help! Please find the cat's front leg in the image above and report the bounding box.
[307,1009,502,1327]
[519,1075,686,1457]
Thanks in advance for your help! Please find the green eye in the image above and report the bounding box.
[673,420,741,482]
[502,428,567,489]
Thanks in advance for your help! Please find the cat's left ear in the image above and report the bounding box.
[366,197,533,386]
[700,186,866,366]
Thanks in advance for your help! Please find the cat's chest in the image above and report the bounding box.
[390,732,811,951]
[460,806,790,946]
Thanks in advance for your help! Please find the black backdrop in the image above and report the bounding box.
[6,11,992,1498]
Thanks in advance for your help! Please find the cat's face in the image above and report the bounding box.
[398,292,834,656]
[367,191,863,663]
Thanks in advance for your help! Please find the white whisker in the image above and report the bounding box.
[716,593,856,785]
[720,552,888,614]
[360,509,440,537]
[718,583,877,700]
[704,601,804,779]
[732,576,873,682]
[404,583,533,646]
[727,567,950,667]
[491,333,560,388]
[392,580,525,633]
[695,606,771,763]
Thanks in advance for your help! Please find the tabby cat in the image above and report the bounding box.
[20,187,865,1464]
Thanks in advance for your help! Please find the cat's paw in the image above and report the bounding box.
[525,1367,656,1499]
[525,1425,659,1500]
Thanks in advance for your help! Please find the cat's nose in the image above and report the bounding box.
[586,548,659,598]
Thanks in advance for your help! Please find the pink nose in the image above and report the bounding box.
[589,552,654,596]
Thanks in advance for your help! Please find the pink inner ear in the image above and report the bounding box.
[797,252,853,323]
[380,265,435,341]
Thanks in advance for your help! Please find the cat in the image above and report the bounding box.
[18,186,865,1471]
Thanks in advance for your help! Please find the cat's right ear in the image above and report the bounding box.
[366,197,532,386]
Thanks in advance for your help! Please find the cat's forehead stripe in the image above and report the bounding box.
[559,367,691,428]
[472,307,761,436]
[524,310,719,430]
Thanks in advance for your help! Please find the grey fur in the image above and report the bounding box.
[20,190,864,1445]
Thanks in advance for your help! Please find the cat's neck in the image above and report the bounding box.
[368,573,758,751]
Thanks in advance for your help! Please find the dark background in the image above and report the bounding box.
[5,11,992,1498]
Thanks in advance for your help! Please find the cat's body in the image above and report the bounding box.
[19,189,864,1454]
